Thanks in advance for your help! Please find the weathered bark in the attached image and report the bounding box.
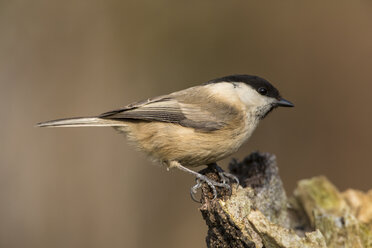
[198,152,372,248]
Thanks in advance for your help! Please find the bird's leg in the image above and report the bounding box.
[169,161,232,202]
[207,163,239,188]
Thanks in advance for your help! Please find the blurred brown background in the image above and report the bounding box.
[1,0,372,247]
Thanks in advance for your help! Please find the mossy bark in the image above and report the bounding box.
[198,152,372,248]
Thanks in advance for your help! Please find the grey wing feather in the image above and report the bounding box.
[99,95,172,117]
[99,89,233,131]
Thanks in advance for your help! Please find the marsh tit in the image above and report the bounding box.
[38,75,294,199]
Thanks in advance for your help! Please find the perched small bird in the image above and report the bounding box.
[38,75,293,199]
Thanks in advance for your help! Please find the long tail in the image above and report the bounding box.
[37,117,127,128]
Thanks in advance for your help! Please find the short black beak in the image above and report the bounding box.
[277,98,294,107]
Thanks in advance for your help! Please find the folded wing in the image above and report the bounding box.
[99,88,238,132]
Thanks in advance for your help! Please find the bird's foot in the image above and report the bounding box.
[217,171,239,188]
[169,161,239,202]
[189,163,240,203]
[190,174,231,203]
[208,163,240,187]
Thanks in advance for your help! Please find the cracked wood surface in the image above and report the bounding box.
[197,152,372,248]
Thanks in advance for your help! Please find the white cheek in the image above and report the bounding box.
[205,82,275,109]
[235,84,268,107]
[206,82,239,102]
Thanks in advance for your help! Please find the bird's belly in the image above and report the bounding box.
[118,121,253,168]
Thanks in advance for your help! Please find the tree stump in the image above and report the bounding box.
[198,152,372,248]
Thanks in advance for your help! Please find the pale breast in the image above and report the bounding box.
[116,111,257,168]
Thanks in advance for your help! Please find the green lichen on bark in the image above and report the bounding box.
[295,176,372,248]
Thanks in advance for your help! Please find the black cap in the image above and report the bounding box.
[205,74,281,100]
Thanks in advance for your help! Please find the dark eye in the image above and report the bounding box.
[258,87,268,95]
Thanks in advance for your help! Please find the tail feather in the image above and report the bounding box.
[37,117,127,128]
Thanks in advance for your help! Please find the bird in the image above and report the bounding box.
[37,74,294,200]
